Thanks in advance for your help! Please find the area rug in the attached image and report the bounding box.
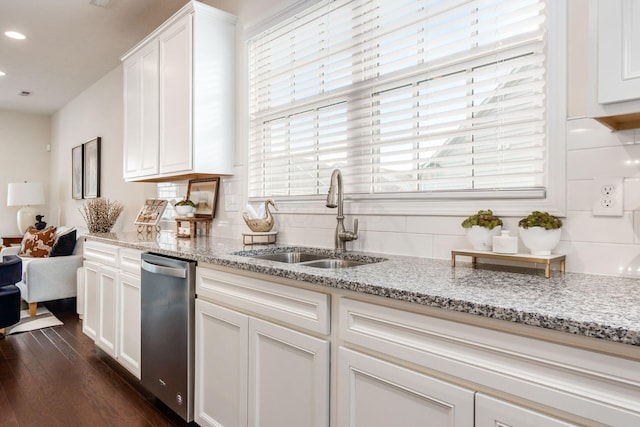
[6,306,63,335]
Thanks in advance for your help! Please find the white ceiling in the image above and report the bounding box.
[0,0,192,115]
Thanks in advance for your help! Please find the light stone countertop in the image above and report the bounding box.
[85,231,640,347]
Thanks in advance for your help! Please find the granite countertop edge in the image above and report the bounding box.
[84,233,640,347]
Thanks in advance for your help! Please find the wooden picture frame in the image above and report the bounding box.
[72,144,83,199]
[134,199,168,225]
[83,137,101,198]
[187,177,220,219]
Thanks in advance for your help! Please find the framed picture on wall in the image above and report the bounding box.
[83,137,101,198]
[187,177,220,219]
[71,144,83,199]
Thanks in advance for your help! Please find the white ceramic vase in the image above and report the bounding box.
[518,226,561,255]
[466,225,501,251]
[175,205,195,216]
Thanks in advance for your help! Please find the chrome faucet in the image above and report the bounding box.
[326,169,358,252]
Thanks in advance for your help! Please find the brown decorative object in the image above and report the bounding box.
[80,198,124,233]
[186,177,219,218]
[175,217,212,238]
[18,227,57,258]
[134,200,167,225]
[243,199,277,232]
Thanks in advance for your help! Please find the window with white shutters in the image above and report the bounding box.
[248,0,565,214]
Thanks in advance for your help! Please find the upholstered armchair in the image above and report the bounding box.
[0,227,84,316]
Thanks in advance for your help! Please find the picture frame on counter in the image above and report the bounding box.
[71,144,83,200]
[187,177,220,219]
[83,136,101,199]
[134,199,168,225]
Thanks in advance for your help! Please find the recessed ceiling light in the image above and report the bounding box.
[0,71,6,77]
[5,31,26,40]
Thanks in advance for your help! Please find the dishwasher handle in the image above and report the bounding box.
[141,259,188,279]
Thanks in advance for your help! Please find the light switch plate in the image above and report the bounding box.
[592,176,623,216]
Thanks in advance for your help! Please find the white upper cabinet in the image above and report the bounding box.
[597,0,640,104]
[590,0,640,128]
[121,1,237,181]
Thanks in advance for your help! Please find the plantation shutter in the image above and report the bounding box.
[248,0,548,199]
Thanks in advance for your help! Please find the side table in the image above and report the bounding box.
[1,236,23,247]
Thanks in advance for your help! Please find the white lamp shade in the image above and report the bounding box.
[7,182,46,233]
[7,182,45,206]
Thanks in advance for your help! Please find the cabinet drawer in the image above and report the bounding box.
[119,248,142,276]
[339,298,640,426]
[197,267,330,335]
[84,241,118,267]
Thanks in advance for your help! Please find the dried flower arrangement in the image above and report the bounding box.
[80,198,124,233]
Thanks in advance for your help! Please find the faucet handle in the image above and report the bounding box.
[353,218,358,235]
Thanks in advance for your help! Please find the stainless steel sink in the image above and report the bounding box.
[300,259,367,269]
[236,248,386,269]
[251,251,327,263]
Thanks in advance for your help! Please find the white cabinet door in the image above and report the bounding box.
[158,14,192,175]
[475,394,578,427]
[122,42,159,179]
[117,272,141,379]
[337,347,475,427]
[598,0,640,104]
[82,260,100,341]
[248,317,329,427]
[195,299,248,427]
[96,265,118,358]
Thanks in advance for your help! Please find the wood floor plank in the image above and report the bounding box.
[0,299,189,427]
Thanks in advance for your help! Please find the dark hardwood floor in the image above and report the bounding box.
[0,298,192,427]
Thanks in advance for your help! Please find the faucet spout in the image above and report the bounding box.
[326,169,357,252]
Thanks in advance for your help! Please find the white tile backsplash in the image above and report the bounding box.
[567,145,640,180]
[566,117,634,150]
[199,118,640,277]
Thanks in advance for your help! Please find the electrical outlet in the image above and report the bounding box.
[592,177,623,216]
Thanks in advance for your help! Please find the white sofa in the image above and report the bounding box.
[0,229,84,316]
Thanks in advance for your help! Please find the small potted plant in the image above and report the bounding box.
[518,211,562,255]
[175,199,196,217]
[461,209,503,251]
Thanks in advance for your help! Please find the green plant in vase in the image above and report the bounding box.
[461,209,503,251]
[518,211,563,255]
[175,199,197,216]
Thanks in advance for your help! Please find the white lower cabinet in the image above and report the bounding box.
[117,271,141,378]
[475,394,578,427]
[96,265,118,358]
[82,260,100,341]
[195,267,331,427]
[83,241,141,378]
[339,297,640,427]
[337,347,474,426]
[248,317,329,427]
[195,299,248,427]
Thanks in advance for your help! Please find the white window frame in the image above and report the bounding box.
[245,0,567,217]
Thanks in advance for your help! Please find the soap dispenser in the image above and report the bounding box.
[492,230,518,254]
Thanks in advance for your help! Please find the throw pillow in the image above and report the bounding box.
[18,226,57,257]
[50,228,77,257]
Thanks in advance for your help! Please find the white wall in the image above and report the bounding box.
[41,0,640,277]
[49,66,156,232]
[0,109,51,236]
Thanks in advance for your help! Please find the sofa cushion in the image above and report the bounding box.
[50,228,77,257]
[18,227,57,258]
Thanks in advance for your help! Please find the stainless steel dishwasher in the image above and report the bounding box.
[140,252,196,422]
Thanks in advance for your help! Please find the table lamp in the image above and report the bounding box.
[7,182,45,234]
